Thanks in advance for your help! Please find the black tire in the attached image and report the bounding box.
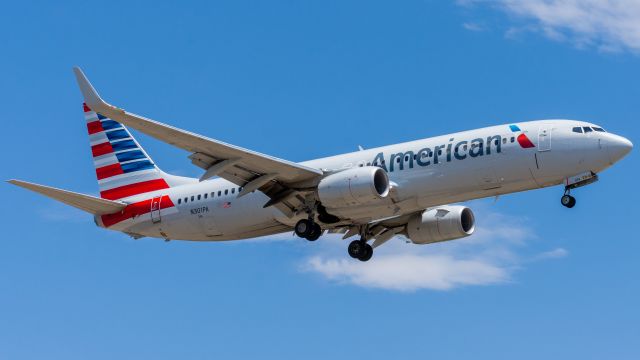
[305,223,322,241]
[358,243,373,262]
[348,240,365,259]
[294,219,312,238]
[561,195,576,208]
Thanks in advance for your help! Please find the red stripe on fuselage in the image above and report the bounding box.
[100,195,175,227]
[87,120,104,134]
[100,179,170,200]
[83,103,92,112]
[96,163,124,180]
[91,142,114,157]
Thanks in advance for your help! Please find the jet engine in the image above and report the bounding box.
[317,166,390,209]
[406,206,475,244]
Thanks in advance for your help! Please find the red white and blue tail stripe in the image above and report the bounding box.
[84,103,171,200]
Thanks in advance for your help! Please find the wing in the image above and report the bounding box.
[73,67,323,216]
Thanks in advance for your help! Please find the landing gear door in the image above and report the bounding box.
[151,196,162,223]
[538,128,551,152]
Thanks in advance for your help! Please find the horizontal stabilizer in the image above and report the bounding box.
[8,179,126,215]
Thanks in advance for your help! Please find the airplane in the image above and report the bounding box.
[8,67,633,262]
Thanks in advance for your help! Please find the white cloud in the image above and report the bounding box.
[530,247,569,261]
[460,0,640,54]
[298,205,565,292]
[305,254,509,291]
[463,22,486,32]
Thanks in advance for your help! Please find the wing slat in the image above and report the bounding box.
[73,67,323,186]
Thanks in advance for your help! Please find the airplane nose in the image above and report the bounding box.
[606,134,633,163]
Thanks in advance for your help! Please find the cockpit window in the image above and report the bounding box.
[572,127,583,133]
[583,127,593,133]
[593,127,606,132]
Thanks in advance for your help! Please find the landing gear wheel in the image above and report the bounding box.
[358,243,373,262]
[347,240,373,261]
[305,223,322,241]
[294,219,313,238]
[348,240,365,259]
[561,194,576,208]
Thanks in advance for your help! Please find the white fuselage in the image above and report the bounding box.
[100,119,628,241]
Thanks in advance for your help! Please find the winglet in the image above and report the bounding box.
[73,66,108,110]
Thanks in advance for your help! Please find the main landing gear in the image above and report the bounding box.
[293,202,374,262]
[561,188,576,208]
[347,239,373,262]
[295,218,322,241]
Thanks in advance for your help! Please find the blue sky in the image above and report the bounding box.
[1,1,639,359]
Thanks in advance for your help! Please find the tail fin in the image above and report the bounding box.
[84,103,171,200]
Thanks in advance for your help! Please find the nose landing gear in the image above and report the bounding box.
[560,171,599,208]
[561,189,576,208]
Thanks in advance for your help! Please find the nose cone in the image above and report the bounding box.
[606,134,633,163]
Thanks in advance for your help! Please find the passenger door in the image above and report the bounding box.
[538,127,551,152]
[150,195,162,223]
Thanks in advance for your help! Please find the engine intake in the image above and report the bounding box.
[317,166,390,209]
[406,206,475,244]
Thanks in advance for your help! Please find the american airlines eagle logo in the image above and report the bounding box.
[509,124,535,148]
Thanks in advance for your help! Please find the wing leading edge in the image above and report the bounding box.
[73,67,324,216]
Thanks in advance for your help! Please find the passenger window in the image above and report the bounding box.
[502,138,507,144]
[583,127,593,133]
[231,188,235,194]
[178,198,181,204]
[225,189,228,195]
[510,137,515,143]
[218,191,221,196]
[204,193,208,199]
[572,127,583,133]
[211,192,215,197]
[184,197,188,203]
[191,196,194,201]
[593,127,606,132]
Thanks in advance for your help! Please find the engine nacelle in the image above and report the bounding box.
[406,206,475,244]
[317,166,390,208]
